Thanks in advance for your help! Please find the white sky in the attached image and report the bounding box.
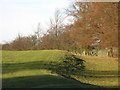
[0,0,71,44]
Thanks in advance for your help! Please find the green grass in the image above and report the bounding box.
[2,50,119,88]
[72,55,119,88]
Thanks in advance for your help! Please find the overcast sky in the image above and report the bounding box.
[0,0,71,44]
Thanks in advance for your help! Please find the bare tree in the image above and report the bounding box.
[47,9,66,49]
[33,23,44,49]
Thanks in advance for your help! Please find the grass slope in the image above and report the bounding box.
[2,50,119,88]
[73,55,119,88]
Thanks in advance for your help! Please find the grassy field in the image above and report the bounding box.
[2,50,119,88]
[72,55,119,88]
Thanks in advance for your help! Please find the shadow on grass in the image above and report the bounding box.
[3,61,50,74]
[47,55,118,79]
[76,70,119,78]
[2,54,102,88]
[3,60,118,77]
[3,54,118,88]
[48,54,86,78]
[2,75,101,88]
[3,54,85,75]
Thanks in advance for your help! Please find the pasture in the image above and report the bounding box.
[2,50,119,88]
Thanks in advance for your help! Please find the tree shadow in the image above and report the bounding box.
[76,70,119,78]
[2,54,103,88]
[48,54,86,78]
[3,54,118,88]
[2,75,101,88]
[47,55,118,88]
[3,61,51,74]
[3,54,86,75]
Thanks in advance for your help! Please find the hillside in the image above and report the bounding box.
[2,50,118,88]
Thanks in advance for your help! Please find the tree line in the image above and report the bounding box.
[2,2,118,57]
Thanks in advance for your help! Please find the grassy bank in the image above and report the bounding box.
[2,50,119,88]
[72,55,118,88]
